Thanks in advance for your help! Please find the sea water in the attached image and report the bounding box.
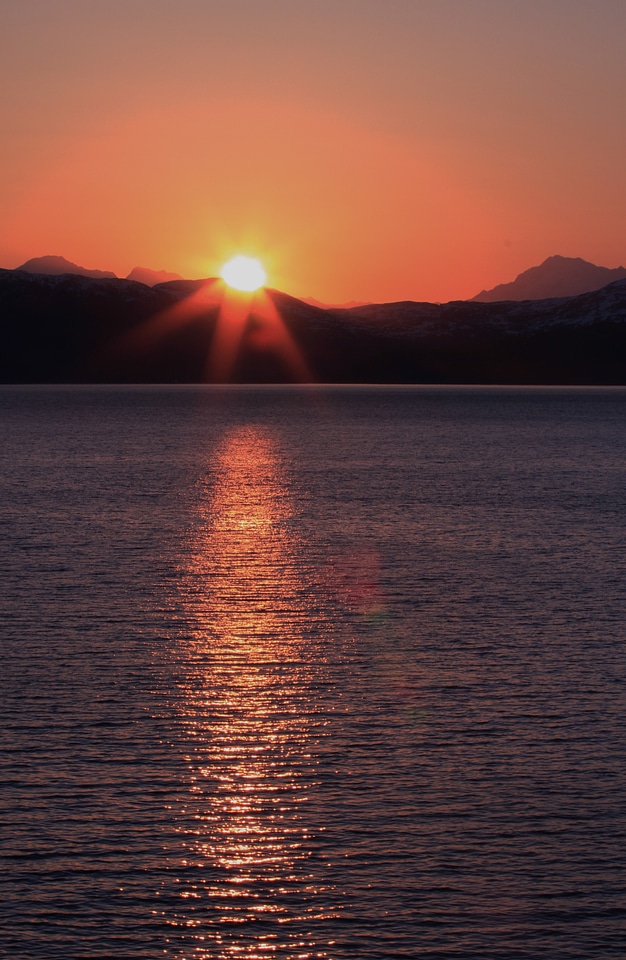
[1,385,625,959]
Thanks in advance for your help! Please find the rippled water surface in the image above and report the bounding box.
[1,385,625,959]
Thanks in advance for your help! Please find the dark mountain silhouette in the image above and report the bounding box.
[1,267,626,384]
[126,266,183,286]
[16,255,117,280]
[472,255,626,302]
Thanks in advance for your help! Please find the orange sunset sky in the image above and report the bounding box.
[1,0,625,304]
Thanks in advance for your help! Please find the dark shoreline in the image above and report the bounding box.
[2,269,626,385]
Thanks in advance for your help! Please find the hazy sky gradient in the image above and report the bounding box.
[1,0,624,301]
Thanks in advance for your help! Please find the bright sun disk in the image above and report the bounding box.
[221,255,267,292]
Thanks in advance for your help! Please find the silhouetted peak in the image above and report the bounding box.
[472,255,626,302]
[16,255,117,280]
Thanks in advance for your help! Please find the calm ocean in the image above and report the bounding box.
[1,385,625,959]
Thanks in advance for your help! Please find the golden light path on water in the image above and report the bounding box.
[170,426,339,958]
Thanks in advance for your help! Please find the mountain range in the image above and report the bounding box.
[14,253,626,302]
[1,266,625,384]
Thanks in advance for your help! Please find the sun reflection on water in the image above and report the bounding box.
[170,427,337,958]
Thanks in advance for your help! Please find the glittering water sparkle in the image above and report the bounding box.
[1,385,625,959]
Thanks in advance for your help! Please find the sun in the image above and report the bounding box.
[221,255,267,292]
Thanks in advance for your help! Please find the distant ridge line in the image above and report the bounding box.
[10,251,626,306]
